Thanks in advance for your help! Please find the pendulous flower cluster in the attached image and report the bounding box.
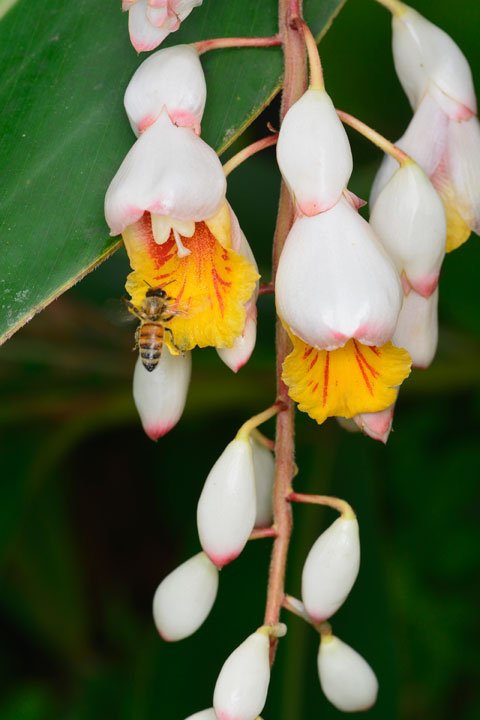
[105,45,259,440]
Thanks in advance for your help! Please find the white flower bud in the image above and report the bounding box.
[276,198,403,351]
[184,710,217,720]
[133,349,191,441]
[217,312,257,373]
[213,629,270,720]
[302,516,360,622]
[250,433,275,528]
[152,552,218,642]
[317,634,378,712]
[124,45,206,137]
[276,88,353,215]
[391,5,476,115]
[197,438,256,567]
[392,287,438,369]
[370,162,446,298]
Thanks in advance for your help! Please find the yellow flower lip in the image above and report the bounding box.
[122,212,259,353]
[282,333,411,425]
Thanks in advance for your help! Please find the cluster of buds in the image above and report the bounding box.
[105,44,259,440]
[102,1,478,717]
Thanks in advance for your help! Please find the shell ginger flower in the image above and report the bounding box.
[124,0,203,53]
[276,198,411,424]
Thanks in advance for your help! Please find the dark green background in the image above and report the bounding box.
[0,0,479,718]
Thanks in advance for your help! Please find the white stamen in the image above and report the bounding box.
[173,228,191,257]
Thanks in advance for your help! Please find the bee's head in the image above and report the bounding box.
[145,286,167,299]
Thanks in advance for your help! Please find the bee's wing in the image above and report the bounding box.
[103,297,139,326]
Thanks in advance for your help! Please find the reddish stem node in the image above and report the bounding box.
[259,283,275,296]
[249,527,278,541]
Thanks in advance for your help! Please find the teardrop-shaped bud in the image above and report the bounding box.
[276,88,353,215]
[370,162,446,298]
[391,4,477,115]
[250,433,275,529]
[197,438,256,567]
[213,628,270,720]
[184,710,217,720]
[133,348,192,441]
[317,634,378,712]
[217,312,257,372]
[124,45,206,136]
[152,551,218,642]
[392,287,438,369]
[302,515,360,622]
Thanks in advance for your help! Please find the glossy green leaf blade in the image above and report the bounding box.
[0,0,345,345]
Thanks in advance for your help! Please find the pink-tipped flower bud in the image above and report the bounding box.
[392,287,439,369]
[250,433,275,529]
[197,438,256,567]
[124,45,206,137]
[302,515,360,622]
[317,633,378,712]
[213,628,271,720]
[369,162,446,298]
[276,88,353,215]
[133,349,191,440]
[217,311,257,373]
[185,710,217,720]
[152,551,218,642]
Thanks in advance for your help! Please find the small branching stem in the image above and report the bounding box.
[223,135,278,177]
[374,0,406,16]
[249,527,278,541]
[259,282,275,296]
[295,19,324,90]
[282,594,312,623]
[236,402,284,442]
[287,491,355,519]
[192,35,282,55]
[337,109,411,166]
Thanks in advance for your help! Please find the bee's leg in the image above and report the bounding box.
[165,327,184,356]
[133,325,141,351]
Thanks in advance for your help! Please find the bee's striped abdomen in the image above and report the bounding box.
[139,323,164,372]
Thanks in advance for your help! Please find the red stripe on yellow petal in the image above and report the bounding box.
[282,335,411,425]
[123,214,259,351]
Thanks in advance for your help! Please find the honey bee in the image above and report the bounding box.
[125,284,181,372]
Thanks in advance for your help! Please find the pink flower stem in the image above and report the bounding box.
[259,282,275,296]
[263,0,307,667]
[223,135,278,178]
[249,527,278,541]
[282,594,312,623]
[287,491,355,519]
[336,109,411,166]
[192,35,282,55]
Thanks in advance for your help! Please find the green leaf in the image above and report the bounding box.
[0,0,345,345]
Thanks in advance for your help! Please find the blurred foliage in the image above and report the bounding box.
[1,0,480,719]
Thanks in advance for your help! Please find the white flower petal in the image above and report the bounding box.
[105,109,226,236]
[369,91,449,207]
[184,710,217,720]
[447,113,480,234]
[302,516,360,622]
[318,634,378,712]
[124,45,206,137]
[392,287,438,369]
[276,199,403,350]
[153,552,218,641]
[354,401,396,444]
[250,433,275,529]
[370,162,446,297]
[197,439,256,567]
[276,88,353,215]
[133,348,191,440]
[213,630,270,720]
[392,6,477,114]
[128,0,170,52]
[217,311,257,372]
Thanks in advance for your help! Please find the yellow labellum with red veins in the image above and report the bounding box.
[283,335,411,425]
[123,213,259,352]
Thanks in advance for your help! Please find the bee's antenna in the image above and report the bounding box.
[143,279,152,288]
